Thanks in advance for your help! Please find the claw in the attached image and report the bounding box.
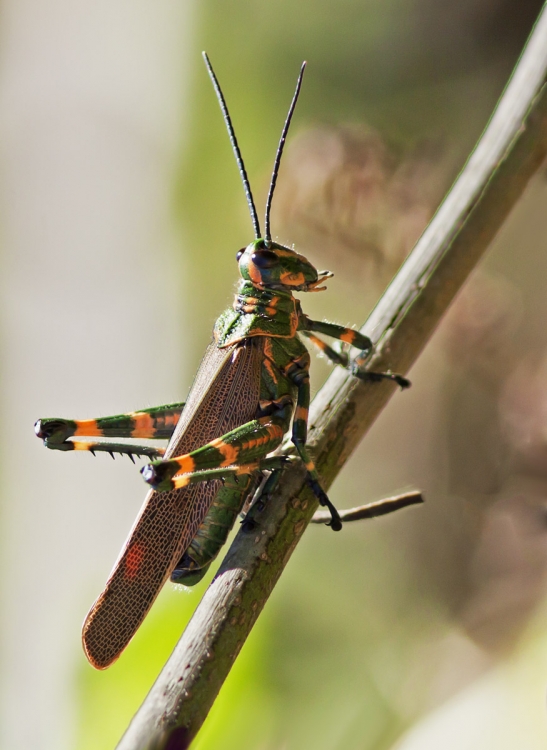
[141,464,159,485]
[352,365,411,390]
[34,418,77,451]
[305,476,342,531]
[34,419,46,439]
[241,517,258,532]
[393,375,411,389]
[34,417,74,443]
[140,461,176,491]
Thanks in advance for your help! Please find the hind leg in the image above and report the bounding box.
[34,402,185,460]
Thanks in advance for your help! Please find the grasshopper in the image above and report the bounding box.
[34,54,409,670]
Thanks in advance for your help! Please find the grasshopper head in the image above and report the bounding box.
[237,239,333,292]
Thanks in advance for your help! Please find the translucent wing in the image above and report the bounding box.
[82,338,263,668]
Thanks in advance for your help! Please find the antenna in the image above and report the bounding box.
[264,61,306,245]
[202,52,261,239]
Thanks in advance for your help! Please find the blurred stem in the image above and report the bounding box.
[117,6,547,749]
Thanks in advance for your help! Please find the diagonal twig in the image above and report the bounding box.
[310,490,424,524]
[117,6,547,749]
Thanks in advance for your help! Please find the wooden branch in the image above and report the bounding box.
[117,7,547,749]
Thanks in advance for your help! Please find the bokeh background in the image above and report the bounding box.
[2,1,547,748]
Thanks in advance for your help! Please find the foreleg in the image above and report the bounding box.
[300,331,349,367]
[301,319,410,389]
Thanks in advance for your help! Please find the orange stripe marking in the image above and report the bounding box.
[176,455,195,473]
[290,312,298,334]
[211,438,240,467]
[340,330,357,345]
[74,419,101,437]
[263,358,278,383]
[248,262,263,286]
[265,295,280,315]
[130,412,155,438]
[309,334,326,350]
[263,338,275,360]
[72,440,92,451]
[161,413,177,428]
[242,434,269,453]
[257,420,284,439]
[280,271,306,286]
[295,406,308,421]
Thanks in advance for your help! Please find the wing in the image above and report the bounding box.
[82,338,263,669]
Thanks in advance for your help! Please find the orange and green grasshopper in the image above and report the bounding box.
[34,54,410,670]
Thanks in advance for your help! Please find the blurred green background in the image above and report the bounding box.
[3,1,547,749]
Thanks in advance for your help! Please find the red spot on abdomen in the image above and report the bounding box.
[125,542,146,580]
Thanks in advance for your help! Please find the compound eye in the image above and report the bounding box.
[236,248,246,262]
[251,249,278,268]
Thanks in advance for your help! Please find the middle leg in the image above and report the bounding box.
[284,349,342,530]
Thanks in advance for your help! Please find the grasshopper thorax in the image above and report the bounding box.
[237,239,332,293]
